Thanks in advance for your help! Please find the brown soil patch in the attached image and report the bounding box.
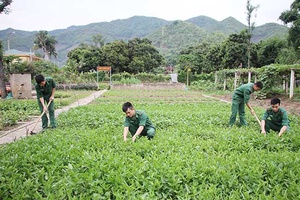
[212,93,300,116]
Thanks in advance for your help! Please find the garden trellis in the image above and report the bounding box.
[214,64,300,99]
[215,68,258,91]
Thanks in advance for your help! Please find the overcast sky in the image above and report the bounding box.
[0,0,294,31]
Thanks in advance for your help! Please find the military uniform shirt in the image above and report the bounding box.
[262,107,289,127]
[124,110,155,129]
[233,83,254,104]
[35,77,56,100]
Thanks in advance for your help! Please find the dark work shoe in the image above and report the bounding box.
[41,128,48,133]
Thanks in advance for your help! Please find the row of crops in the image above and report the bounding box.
[0,88,300,199]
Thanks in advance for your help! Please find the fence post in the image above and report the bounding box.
[248,71,251,83]
[223,78,227,90]
[234,71,238,90]
[289,69,295,99]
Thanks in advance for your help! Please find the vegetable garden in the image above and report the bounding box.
[0,87,300,199]
[0,90,96,131]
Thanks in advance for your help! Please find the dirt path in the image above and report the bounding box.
[0,90,107,145]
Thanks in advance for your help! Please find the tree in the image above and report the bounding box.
[257,37,288,66]
[92,34,106,48]
[127,38,164,73]
[177,43,211,74]
[0,0,12,14]
[219,31,249,69]
[66,44,103,73]
[0,0,13,99]
[177,53,197,72]
[276,47,299,64]
[206,44,223,72]
[33,31,57,61]
[279,0,300,56]
[102,40,130,73]
[246,0,259,69]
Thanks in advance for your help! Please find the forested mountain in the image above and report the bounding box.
[0,15,288,65]
[187,16,247,34]
[148,20,227,50]
[146,20,228,64]
[252,23,289,43]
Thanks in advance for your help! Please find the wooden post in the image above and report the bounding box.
[215,71,218,84]
[289,69,295,99]
[285,80,289,95]
[186,68,191,88]
[283,76,288,94]
[248,71,251,83]
[234,71,238,90]
[223,78,227,90]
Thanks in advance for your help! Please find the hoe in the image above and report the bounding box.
[27,100,52,135]
[253,112,266,137]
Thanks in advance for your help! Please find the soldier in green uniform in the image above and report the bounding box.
[35,74,56,130]
[122,102,155,142]
[261,97,289,137]
[229,81,263,127]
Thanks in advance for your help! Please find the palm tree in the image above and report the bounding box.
[33,31,57,61]
[246,0,259,69]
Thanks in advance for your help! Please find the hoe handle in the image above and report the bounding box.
[253,112,261,126]
[253,112,267,137]
[253,112,266,136]
[30,100,52,133]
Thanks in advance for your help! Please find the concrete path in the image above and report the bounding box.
[0,90,107,145]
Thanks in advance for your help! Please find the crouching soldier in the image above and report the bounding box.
[122,102,155,142]
[261,97,290,137]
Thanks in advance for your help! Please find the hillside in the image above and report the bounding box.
[252,23,289,43]
[186,16,247,34]
[0,15,289,66]
[146,20,227,62]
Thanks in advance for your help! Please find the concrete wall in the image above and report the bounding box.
[111,82,186,90]
[9,73,33,99]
